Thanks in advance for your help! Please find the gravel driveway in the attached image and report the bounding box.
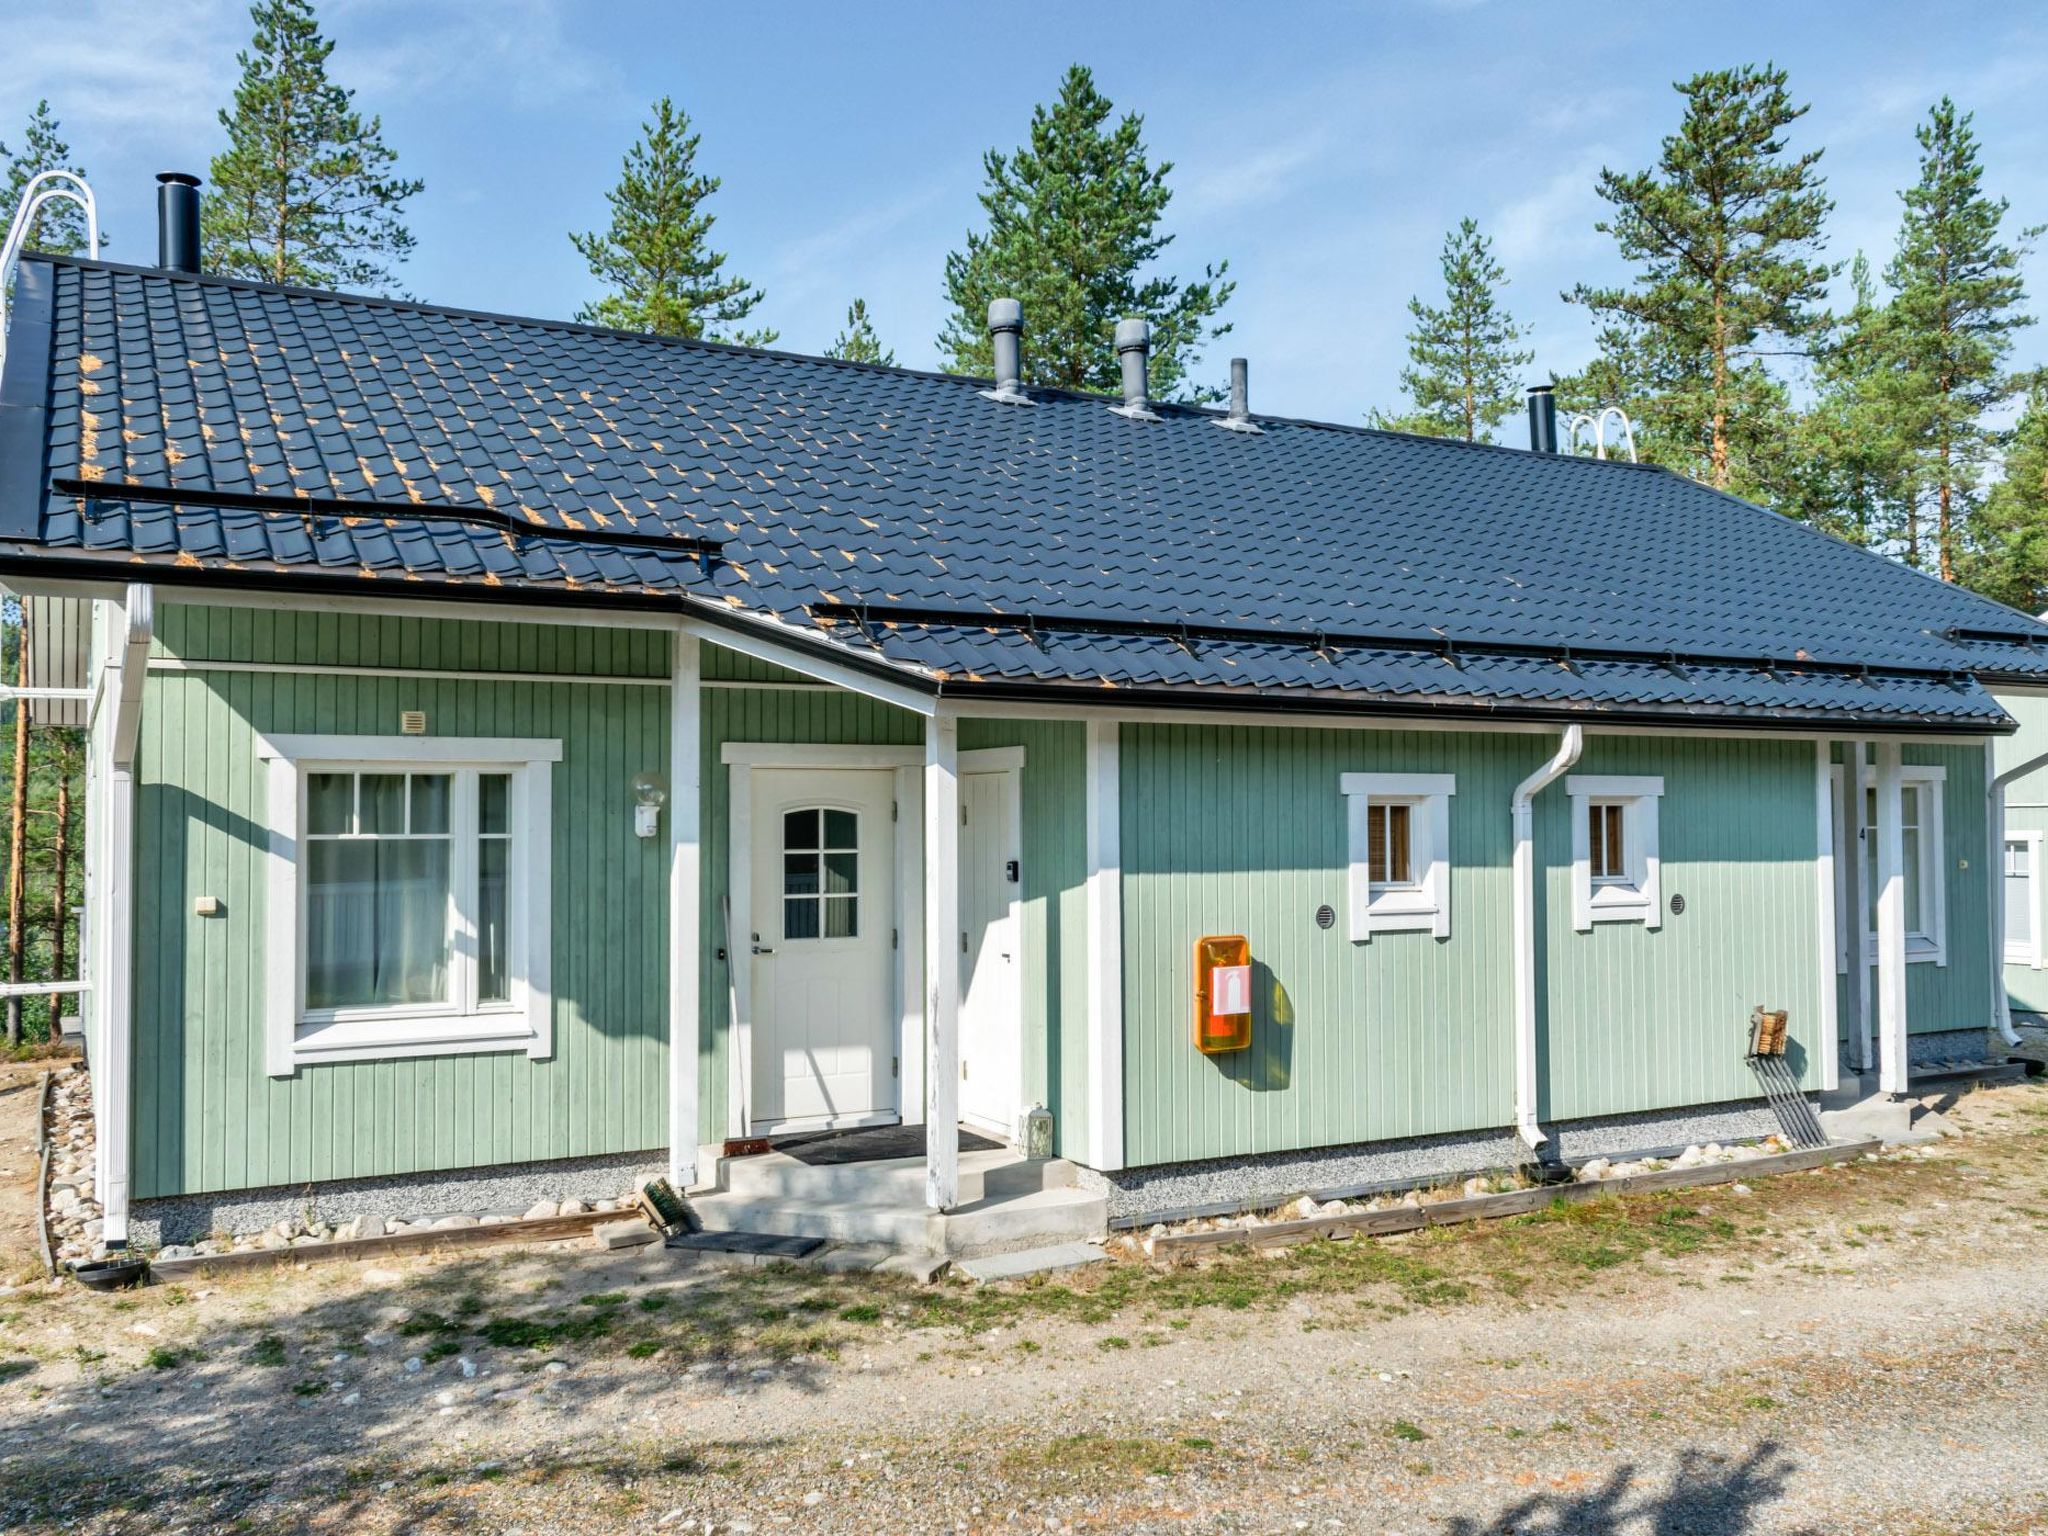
[3,1077,2047,1534]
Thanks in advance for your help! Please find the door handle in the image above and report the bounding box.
[751,944,775,955]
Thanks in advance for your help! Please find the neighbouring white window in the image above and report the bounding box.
[1567,775,1664,930]
[2006,833,2042,968]
[1828,763,1947,968]
[1340,773,1454,939]
[256,735,559,1075]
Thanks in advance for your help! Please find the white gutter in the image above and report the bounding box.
[94,583,152,1249]
[1511,723,1583,1150]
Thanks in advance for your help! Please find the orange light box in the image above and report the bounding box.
[1194,934,1253,1054]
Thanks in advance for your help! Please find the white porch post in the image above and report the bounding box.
[923,708,961,1210]
[1874,741,1910,1094]
[1084,719,1124,1171]
[97,584,152,1248]
[668,630,701,1188]
[1840,739,1870,1074]
[1813,739,1840,1093]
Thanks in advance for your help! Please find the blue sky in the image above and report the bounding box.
[6,0,2047,436]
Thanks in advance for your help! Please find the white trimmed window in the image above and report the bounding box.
[1340,773,1454,939]
[2006,832,2042,968]
[1567,775,1664,929]
[1828,763,1947,968]
[256,735,558,1075]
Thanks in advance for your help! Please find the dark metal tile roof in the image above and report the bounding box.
[5,253,2044,729]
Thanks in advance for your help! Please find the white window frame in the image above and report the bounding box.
[255,734,559,1075]
[2005,830,2044,969]
[1340,773,1454,939]
[1567,775,1664,930]
[1827,763,1947,969]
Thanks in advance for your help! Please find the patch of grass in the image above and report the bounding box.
[290,1377,327,1397]
[422,1338,462,1363]
[1098,1335,1131,1351]
[579,1292,627,1308]
[837,1303,882,1324]
[626,1339,662,1359]
[1745,1394,1781,1411]
[249,1334,287,1368]
[1001,1432,1188,1480]
[1386,1419,1428,1443]
[637,1294,670,1313]
[398,1311,456,1338]
[143,1345,189,1370]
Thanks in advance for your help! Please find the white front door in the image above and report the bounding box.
[748,768,897,1132]
[958,767,1022,1138]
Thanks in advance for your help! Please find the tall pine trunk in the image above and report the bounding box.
[51,766,70,1031]
[6,626,27,1047]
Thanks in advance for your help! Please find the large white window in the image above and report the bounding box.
[1340,773,1454,939]
[257,735,558,1075]
[1567,775,1664,930]
[1828,763,1947,968]
[2006,832,2042,969]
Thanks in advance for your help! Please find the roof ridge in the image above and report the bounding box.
[22,252,1670,474]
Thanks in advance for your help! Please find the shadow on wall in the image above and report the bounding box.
[1206,957,1294,1093]
[1445,1441,1806,1536]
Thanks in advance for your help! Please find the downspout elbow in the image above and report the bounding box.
[1512,724,1583,1153]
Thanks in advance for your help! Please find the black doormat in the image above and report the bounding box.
[668,1230,823,1259]
[772,1124,1002,1166]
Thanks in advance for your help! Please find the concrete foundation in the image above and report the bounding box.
[130,1149,665,1247]
[1086,1098,1786,1225]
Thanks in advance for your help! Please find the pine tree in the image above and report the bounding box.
[203,0,422,291]
[572,97,773,344]
[1374,218,1530,440]
[1964,377,2048,611]
[1563,65,1833,500]
[1881,97,2039,582]
[0,101,97,256]
[938,65,1232,400]
[1791,253,1909,548]
[824,298,894,365]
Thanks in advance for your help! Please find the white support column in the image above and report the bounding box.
[1874,741,1910,1095]
[668,630,701,1189]
[1084,719,1124,1171]
[1813,738,1839,1093]
[97,584,151,1249]
[923,708,961,1211]
[1841,738,1870,1073]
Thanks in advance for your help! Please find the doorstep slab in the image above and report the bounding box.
[954,1241,1109,1284]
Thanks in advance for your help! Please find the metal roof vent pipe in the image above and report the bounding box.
[978,298,1032,405]
[1110,317,1161,422]
[1526,383,1558,454]
[1213,356,1264,434]
[156,172,201,275]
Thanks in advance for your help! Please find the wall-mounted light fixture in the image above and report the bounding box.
[632,771,668,839]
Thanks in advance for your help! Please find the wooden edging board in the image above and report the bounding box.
[144,1210,619,1281]
[35,1072,55,1278]
[1150,1138,1884,1254]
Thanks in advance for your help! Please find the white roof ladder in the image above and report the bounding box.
[0,169,98,378]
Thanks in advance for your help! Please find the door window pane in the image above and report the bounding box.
[479,773,509,836]
[410,774,451,835]
[782,808,857,940]
[360,773,408,835]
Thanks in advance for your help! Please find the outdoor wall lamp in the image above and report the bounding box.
[632,771,668,839]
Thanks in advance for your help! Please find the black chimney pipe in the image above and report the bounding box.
[1526,383,1558,454]
[156,172,201,274]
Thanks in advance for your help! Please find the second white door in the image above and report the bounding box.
[958,766,1022,1138]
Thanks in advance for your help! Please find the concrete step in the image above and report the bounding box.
[719,1146,1075,1207]
[690,1182,1107,1259]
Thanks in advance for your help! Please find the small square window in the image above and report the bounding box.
[1342,774,1455,940]
[1568,776,1664,930]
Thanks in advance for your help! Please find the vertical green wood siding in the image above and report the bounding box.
[1118,724,1830,1168]
[135,605,672,1199]
[1538,735,1822,1122]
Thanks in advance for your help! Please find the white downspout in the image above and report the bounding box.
[95,583,152,1249]
[1511,724,1583,1151]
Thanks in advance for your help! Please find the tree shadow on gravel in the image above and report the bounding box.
[1445,1441,1817,1536]
[0,1247,891,1529]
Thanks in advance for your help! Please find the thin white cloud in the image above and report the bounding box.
[1177,127,1335,221]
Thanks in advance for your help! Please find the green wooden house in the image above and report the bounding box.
[6,180,2048,1254]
